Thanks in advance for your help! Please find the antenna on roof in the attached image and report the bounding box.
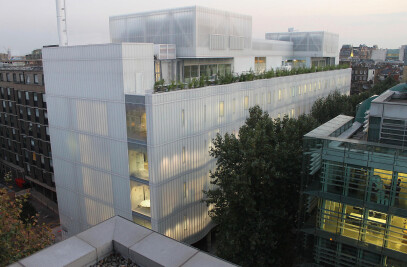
[55,0,68,46]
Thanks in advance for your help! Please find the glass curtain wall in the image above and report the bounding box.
[126,98,150,225]
[126,102,149,181]
[319,200,407,254]
[130,180,151,217]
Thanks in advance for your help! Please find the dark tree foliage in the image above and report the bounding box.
[204,106,319,266]
[311,77,398,124]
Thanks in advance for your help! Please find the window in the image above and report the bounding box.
[219,101,224,117]
[34,74,39,84]
[244,96,249,110]
[181,109,185,127]
[183,182,187,198]
[6,73,10,82]
[32,151,36,161]
[291,108,295,118]
[35,109,39,118]
[7,88,10,96]
[304,84,307,94]
[27,107,31,116]
[19,73,24,83]
[13,73,17,82]
[130,181,151,217]
[26,75,30,84]
[17,91,21,103]
[267,92,271,104]
[298,86,301,95]
[33,93,38,102]
[278,90,282,100]
[232,98,236,113]
[182,147,186,163]
[25,91,29,100]
[0,73,3,81]
[291,87,295,97]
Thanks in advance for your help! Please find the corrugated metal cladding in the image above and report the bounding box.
[146,69,351,243]
[43,44,154,236]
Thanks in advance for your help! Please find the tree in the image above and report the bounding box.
[311,77,398,125]
[0,173,54,266]
[204,106,319,266]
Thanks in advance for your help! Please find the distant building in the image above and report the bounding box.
[0,66,56,207]
[302,83,407,266]
[351,63,375,94]
[375,62,403,82]
[399,45,407,66]
[387,49,400,61]
[339,44,353,62]
[371,49,387,62]
[25,49,42,60]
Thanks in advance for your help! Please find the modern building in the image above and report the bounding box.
[301,83,407,266]
[43,6,351,243]
[265,30,339,68]
[0,66,56,206]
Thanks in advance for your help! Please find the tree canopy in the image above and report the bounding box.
[311,77,397,124]
[205,106,319,266]
[0,174,54,266]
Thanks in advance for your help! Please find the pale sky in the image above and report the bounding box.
[1,0,406,56]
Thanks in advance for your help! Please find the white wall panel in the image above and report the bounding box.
[146,68,351,244]
[233,56,254,74]
[266,56,283,70]
[43,44,136,237]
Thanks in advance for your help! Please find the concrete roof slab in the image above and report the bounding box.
[76,216,116,260]
[129,233,198,267]
[19,236,96,267]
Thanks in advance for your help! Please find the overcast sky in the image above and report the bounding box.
[1,0,406,56]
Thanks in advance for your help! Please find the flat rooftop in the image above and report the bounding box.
[13,216,236,267]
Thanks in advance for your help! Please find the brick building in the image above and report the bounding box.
[0,66,56,203]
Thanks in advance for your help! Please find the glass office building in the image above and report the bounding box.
[301,84,407,266]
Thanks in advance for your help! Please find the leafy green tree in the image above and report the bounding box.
[311,77,398,124]
[205,106,319,266]
[0,174,54,266]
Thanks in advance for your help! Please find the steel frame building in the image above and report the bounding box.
[301,84,407,266]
